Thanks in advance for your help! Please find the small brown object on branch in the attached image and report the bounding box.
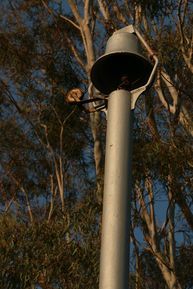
[65,88,84,103]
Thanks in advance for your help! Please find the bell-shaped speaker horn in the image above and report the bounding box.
[90,32,153,95]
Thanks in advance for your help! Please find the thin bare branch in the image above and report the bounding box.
[167,173,176,270]
[49,104,62,126]
[21,187,34,224]
[112,4,128,25]
[154,71,176,114]
[178,0,186,45]
[47,175,57,222]
[41,124,65,212]
[161,70,179,111]
[67,0,82,25]
[84,0,91,24]
[4,195,15,213]
[177,0,193,73]
[59,14,80,30]
[65,33,85,69]
[135,183,151,229]
[97,0,110,20]
[189,32,193,61]
[41,0,54,15]
[179,105,193,137]
[8,173,34,223]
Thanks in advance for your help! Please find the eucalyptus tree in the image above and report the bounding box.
[0,0,94,220]
[0,1,193,289]
[0,1,100,288]
[54,1,192,288]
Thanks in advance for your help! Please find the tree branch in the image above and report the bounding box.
[67,0,82,25]
[59,14,80,30]
[65,33,85,69]
[155,71,175,114]
[47,174,57,222]
[161,70,179,112]
[97,0,110,20]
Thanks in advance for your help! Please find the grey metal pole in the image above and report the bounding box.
[99,89,133,289]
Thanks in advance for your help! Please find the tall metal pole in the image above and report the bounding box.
[99,89,133,289]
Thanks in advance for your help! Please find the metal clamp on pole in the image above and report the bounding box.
[127,25,158,109]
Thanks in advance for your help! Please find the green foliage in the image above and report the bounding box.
[0,193,101,289]
[0,0,93,207]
